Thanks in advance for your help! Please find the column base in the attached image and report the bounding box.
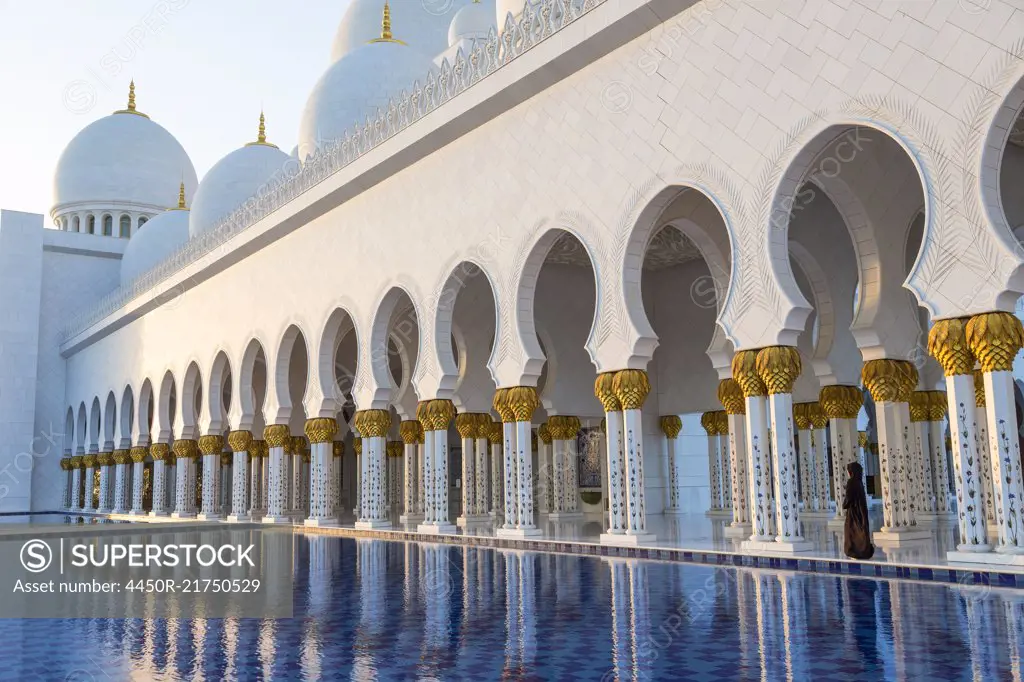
[497,527,543,539]
[827,516,846,530]
[196,512,223,521]
[873,528,931,546]
[599,532,657,547]
[356,519,393,530]
[724,523,752,538]
[741,538,814,554]
[261,515,293,524]
[147,510,168,518]
[948,549,1024,566]
[663,508,687,516]
[456,515,491,527]
[547,511,584,521]
[304,517,339,528]
[170,512,196,520]
[800,510,832,519]
[226,514,250,523]
[111,508,128,515]
[705,509,731,518]
[418,522,457,535]
[929,511,957,521]
[97,507,112,514]
[399,513,424,524]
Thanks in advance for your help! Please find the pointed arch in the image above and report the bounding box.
[180,361,203,440]
[119,384,134,449]
[89,397,101,453]
[76,403,87,454]
[366,287,421,409]
[136,378,154,446]
[206,351,232,434]
[237,338,268,432]
[64,407,75,454]
[434,259,500,396]
[270,324,309,424]
[157,371,177,444]
[315,307,358,417]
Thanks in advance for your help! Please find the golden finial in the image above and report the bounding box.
[245,110,279,149]
[369,1,406,45]
[168,182,187,211]
[114,79,149,118]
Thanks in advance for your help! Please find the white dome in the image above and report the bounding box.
[53,110,197,214]
[448,0,495,46]
[331,0,473,62]
[298,41,433,161]
[120,208,190,286]
[190,142,290,237]
[496,0,524,30]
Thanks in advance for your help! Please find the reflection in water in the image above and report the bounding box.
[1,537,1023,680]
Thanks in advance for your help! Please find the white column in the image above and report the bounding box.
[501,418,517,529]
[291,437,306,518]
[97,455,113,513]
[249,441,264,517]
[417,402,455,534]
[221,455,232,513]
[973,379,998,535]
[924,392,953,515]
[400,421,422,523]
[302,420,338,527]
[660,416,683,515]
[332,441,343,517]
[125,448,144,516]
[596,373,626,538]
[475,434,489,516]
[514,418,537,531]
[794,410,815,513]
[725,410,750,536]
[149,445,169,517]
[821,385,862,529]
[911,392,937,519]
[70,458,83,510]
[565,418,581,514]
[550,429,566,514]
[171,440,198,519]
[490,434,503,518]
[703,412,723,513]
[744,394,773,542]
[358,434,389,527]
[61,457,73,510]
[227,431,252,523]
[197,436,224,521]
[969,312,1024,556]
[262,426,292,524]
[948,373,991,551]
[456,413,477,526]
[812,423,831,514]
[719,416,733,512]
[601,370,655,546]
[82,456,96,512]
[537,425,553,514]
[752,347,811,552]
[496,388,541,538]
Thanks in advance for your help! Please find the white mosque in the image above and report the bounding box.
[4,0,1024,567]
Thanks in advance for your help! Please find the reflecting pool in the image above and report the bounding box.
[1,536,1021,680]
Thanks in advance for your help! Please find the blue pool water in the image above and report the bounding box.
[1,536,1021,681]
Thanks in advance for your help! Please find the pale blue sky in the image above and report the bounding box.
[0,0,351,217]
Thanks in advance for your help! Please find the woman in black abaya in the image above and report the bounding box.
[843,461,874,560]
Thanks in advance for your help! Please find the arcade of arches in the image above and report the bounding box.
[58,119,1024,567]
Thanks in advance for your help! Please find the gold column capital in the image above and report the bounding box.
[491,389,514,423]
[924,390,948,420]
[227,430,253,453]
[59,457,71,471]
[909,391,930,422]
[354,409,393,438]
[807,402,827,429]
[387,441,403,458]
[147,444,167,461]
[928,317,975,376]
[612,369,650,410]
[793,402,811,430]
[487,419,502,445]
[353,437,362,456]
[172,439,199,460]
[82,454,96,468]
[220,452,232,466]
[400,419,422,444]
[455,412,479,439]
[333,441,344,457]
[594,372,621,412]
[112,449,130,465]
[659,415,682,439]
[506,387,539,422]
[714,411,729,435]
[717,378,746,415]
[198,435,224,456]
[820,385,862,420]
[861,359,910,403]
[731,350,767,397]
[96,452,113,467]
[700,411,718,435]
[304,417,339,444]
[263,424,291,448]
[966,311,1023,373]
[972,369,986,407]
[538,423,552,444]
[427,400,456,431]
[71,456,84,469]
[755,346,801,395]
[857,431,868,448]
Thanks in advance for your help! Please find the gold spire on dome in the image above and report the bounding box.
[169,182,187,211]
[245,110,279,149]
[368,1,406,45]
[114,79,150,118]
